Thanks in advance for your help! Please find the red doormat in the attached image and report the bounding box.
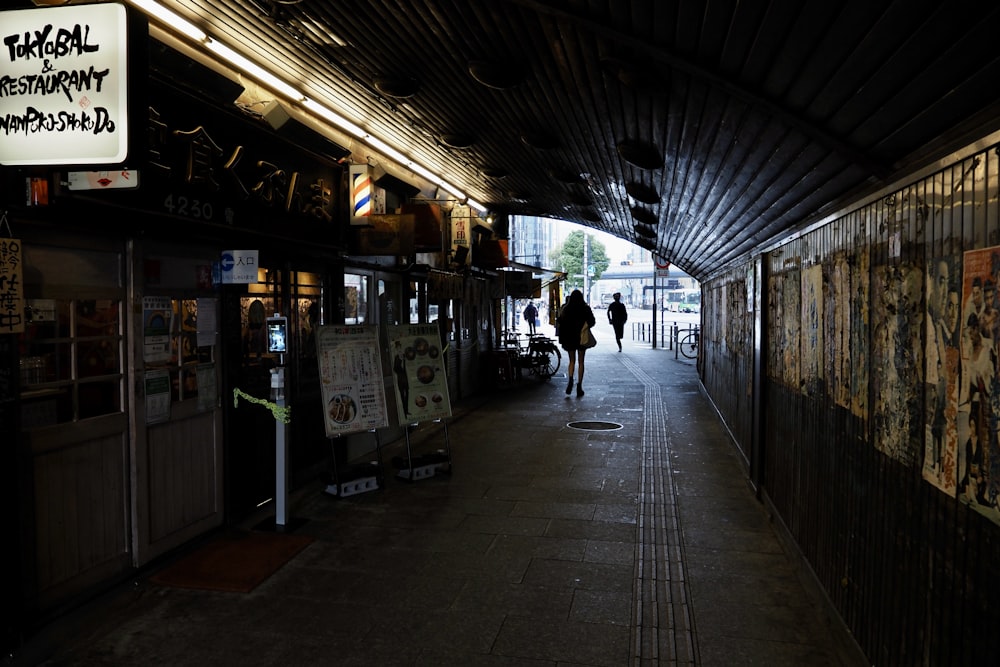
[149,531,314,593]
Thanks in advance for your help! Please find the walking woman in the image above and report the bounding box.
[557,289,596,397]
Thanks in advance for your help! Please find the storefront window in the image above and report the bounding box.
[378,279,400,326]
[20,298,123,427]
[409,281,421,324]
[345,273,368,324]
[170,298,214,402]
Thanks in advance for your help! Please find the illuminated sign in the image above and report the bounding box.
[0,3,130,166]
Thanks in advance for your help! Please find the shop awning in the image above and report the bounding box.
[503,262,567,289]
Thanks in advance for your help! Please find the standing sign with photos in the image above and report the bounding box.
[316,325,389,436]
[387,324,453,423]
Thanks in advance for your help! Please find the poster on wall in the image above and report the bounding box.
[944,247,1000,524]
[144,369,170,424]
[0,238,24,334]
[316,325,389,437]
[923,255,960,496]
[387,324,452,425]
[142,296,173,363]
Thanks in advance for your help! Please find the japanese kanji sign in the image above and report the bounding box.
[0,238,24,334]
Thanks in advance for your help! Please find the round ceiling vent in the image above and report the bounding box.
[626,181,660,204]
[373,76,419,98]
[440,133,475,149]
[520,132,560,150]
[634,223,656,238]
[569,191,592,206]
[468,60,525,89]
[600,57,667,95]
[550,168,584,184]
[482,167,509,179]
[617,140,663,170]
[630,206,658,226]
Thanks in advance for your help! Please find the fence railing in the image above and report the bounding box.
[632,321,699,357]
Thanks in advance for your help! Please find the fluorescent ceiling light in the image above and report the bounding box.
[127,0,483,210]
[205,40,304,102]
[125,0,206,42]
[301,99,365,137]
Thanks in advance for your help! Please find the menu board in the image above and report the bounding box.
[387,324,453,424]
[316,325,389,436]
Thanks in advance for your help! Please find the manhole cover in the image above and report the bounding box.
[567,421,623,431]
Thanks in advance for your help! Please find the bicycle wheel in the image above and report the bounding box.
[530,349,559,379]
[679,332,698,359]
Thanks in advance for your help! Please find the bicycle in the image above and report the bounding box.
[525,335,561,379]
[678,328,699,359]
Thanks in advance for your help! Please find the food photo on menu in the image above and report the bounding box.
[387,326,453,423]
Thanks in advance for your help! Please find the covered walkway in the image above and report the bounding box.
[19,324,862,666]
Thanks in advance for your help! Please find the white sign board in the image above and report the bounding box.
[220,250,259,284]
[0,3,131,166]
[316,325,390,436]
[387,324,452,424]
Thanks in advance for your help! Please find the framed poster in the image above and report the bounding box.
[316,325,389,436]
[387,324,452,424]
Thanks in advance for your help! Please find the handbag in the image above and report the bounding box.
[580,322,597,349]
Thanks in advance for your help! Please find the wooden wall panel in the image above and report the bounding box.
[32,433,129,601]
[147,411,220,542]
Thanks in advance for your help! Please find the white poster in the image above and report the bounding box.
[388,324,452,424]
[196,297,217,347]
[142,295,172,363]
[144,369,170,424]
[316,325,389,436]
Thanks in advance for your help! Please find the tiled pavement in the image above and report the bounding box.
[13,324,866,666]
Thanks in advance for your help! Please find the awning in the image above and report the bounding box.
[502,261,567,289]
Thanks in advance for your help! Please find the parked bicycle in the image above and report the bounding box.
[678,327,699,359]
[524,334,561,379]
[505,332,561,380]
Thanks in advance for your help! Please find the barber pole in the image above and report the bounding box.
[350,164,372,225]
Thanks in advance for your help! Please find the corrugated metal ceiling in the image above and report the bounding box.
[56,1,1000,278]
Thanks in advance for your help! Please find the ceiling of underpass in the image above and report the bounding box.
[31,0,1000,279]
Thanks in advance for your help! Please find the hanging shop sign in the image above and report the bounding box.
[0,237,24,334]
[428,270,463,300]
[316,325,389,436]
[450,204,472,267]
[355,214,415,255]
[503,270,536,298]
[0,3,131,166]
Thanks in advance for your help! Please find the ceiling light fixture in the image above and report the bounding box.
[124,0,485,212]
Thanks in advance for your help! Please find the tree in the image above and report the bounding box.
[549,230,610,297]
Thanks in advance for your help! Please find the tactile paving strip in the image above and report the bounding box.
[622,357,698,666]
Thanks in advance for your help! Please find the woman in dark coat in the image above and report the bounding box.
[557,289,596,397]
